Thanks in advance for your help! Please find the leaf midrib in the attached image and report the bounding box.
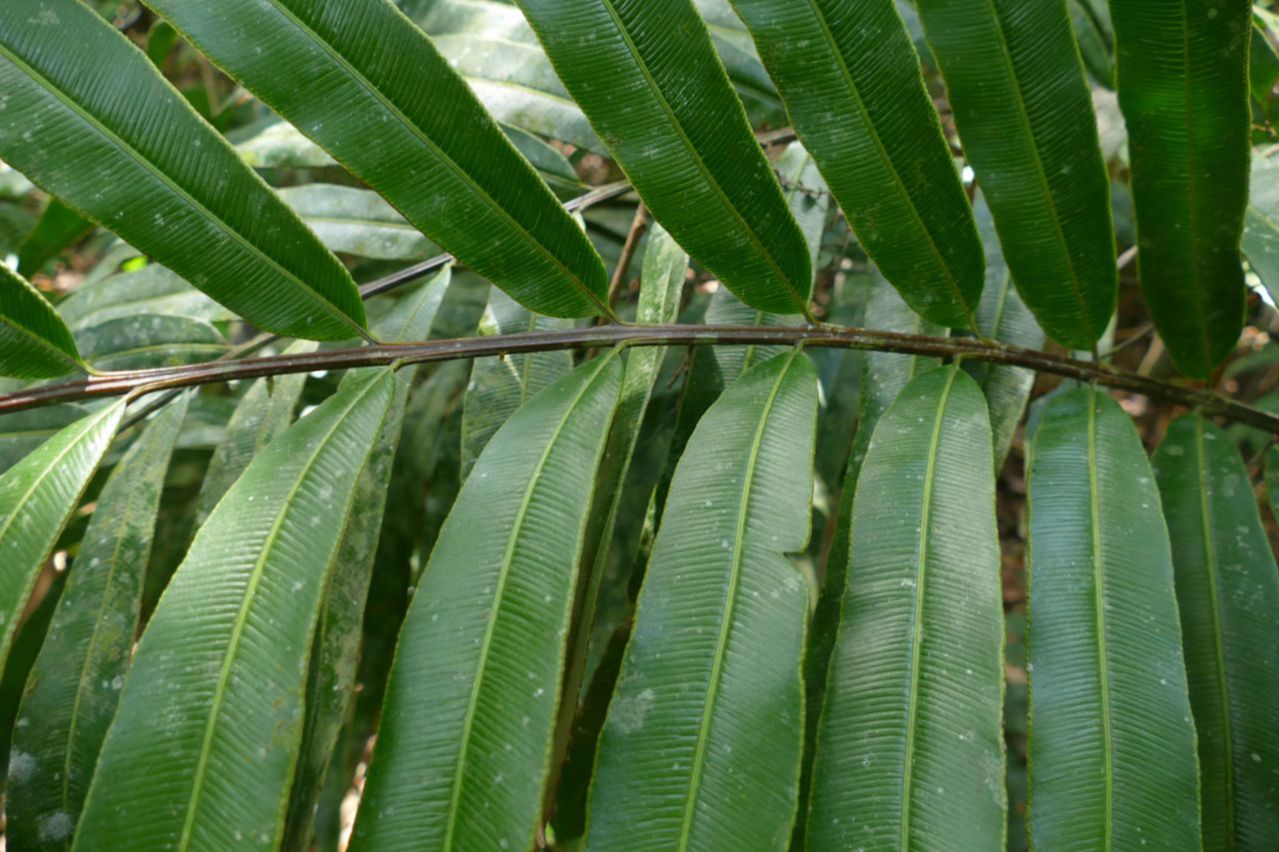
[1086,388,1114,851]
[1175,0,1213,370]
[1193,417,1236,841]
[175,373,390,851]
[801,0,972,322]
[593,0,809,313]
[239,0,610,318]
[677,347,802,848]
[898,365,959,848]
[0,40,361,338]
[439,353,617,850]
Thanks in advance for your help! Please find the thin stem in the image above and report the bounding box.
[605,202,649,310]
[7,324,1279,435]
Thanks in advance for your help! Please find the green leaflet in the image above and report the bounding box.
[277,185,439,262]
[351,354,623,851]
[55,264,233,330]
[1110,0,1251,377]
[0,401,125,674]
[7,394,189,851]
[1026,387,1200,849]
[964,193,1045,470]
[808,366,1005,849]
[460,287,572,477]
[1153,416,1279,850]
[16,199,92,277]
[148,0,611,320]
[516,0,814,315]
[587,350,818,851]
[914,0,1116,350]
[77,315,229,372]
[549,224,689,838]
[1268,447,1279,520]
[0,0,365,341]
[281,267,451,851]
[193,341,318,527]
[74,370,399,851]
[0,405,92,476]
[0,262,83,379]
[730,0,985,328]
[1244,150,1279,306]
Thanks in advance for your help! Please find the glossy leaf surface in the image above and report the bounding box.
[808,366,1005,849]
[0,0,366,340]
[352,355,623,851]
[1026,387,1200,849]
[1154,416,1279,850]
[730,0,984,328]
[1110,0,1251,376]
[74,370,399,850]
[517,0,813,314]
[915,0,1116,349]
[149,0,610,319]
[588,350,818,850]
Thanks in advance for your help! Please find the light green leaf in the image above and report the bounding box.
[74,369,399,850]
[17,199,92,277]
[0,405,92,476]
[0,0,366,340]
[0,401,125,675]
[7,394,189,851]
[77,315,228,372]
[148,0,611,319]
[914,0,1116,350]
[1026,386,1200,848]
[460,288,572,476]
[808,366,1005,849]
[587,350,818,850]
[56,264,234,331]
[194,340,319,526]
[730,0,985,328]
[278,185,438,262]
[1244,150,1279,306]
[517,0,814,314]
[1153,416,1279,850]
[964,193,1045,469]
[0,262,83,379]
[351,354,624,851]
[1110,0,1251,376]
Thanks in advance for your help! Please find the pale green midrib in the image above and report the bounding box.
[61,423,173,811]
[0,42,361,337]
[439,354,616,850]
[677,348,801,849]
[1175,0,1214,369]
[0,315,84,374]
[237,0,610,317]
[977,0,1098,344]
[1193,417,1236,844]
[1086,388,1114,851]
[175,373,390,851]
[464,74,588,110]
[0,405,117,546]
[898,365,959,849]
[802,0,973,321]
[593,0,810,313]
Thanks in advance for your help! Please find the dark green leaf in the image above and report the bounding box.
[808,366,1005,849]
[730,0,985,328]
[1026,386,1200,848]
[0,401,125,674]
[148,0,611,319]
[7,394,189,850]
[588,350,818,850]
[1154,415,1279,850]
[517,0,814,314]
[915,0,1117,349]
[1110,0,1251,376]
[0,263,83,379]
[0,0,366,339]
[74,370,399,849]
[351,354,623,851]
